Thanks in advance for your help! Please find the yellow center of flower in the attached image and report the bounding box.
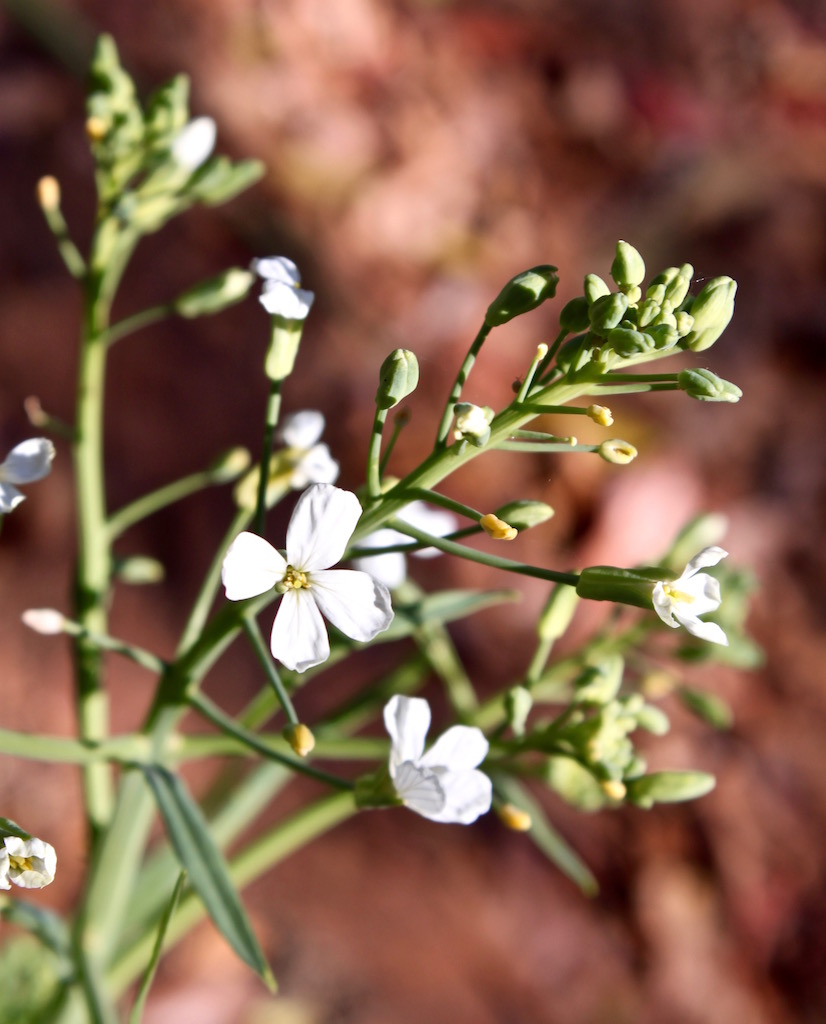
[663,583,694,604]
[279,565,309,591]
[9,855,34,872]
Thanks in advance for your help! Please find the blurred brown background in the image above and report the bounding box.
[1,0,826,1021]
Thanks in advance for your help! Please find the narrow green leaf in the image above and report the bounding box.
[140,765,275,989]
[128,871,186,1024]
[494,775,598,895]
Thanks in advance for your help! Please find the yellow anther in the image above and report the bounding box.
[36,176,60,212]
[496,803,532,832]
[601,779,627,801]
[663,584,695,604]
[480,513,518,541]
[85,115,108,141]
[598,439,637,465]
[283,723,316,758]
[586,404,614,427]
[279,566,309,591]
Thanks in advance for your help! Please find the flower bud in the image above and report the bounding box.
[610,241,645,291]
[597,439,638,465]
[584,273,610,304]
[537,583,579,641]
[494,500,554,529]
[636,297,660,328]
[678,368,742,403]
[21,608,67,635]
[174,269,255,318]
[574,655,624,705]
[605,326,651,357]
[453,402,493,446]
[85,115,108,141]
[485,265,559,327]
[625,770,716,809]
[480,512,517,540]
[646,324,679,350]
[586,404,613,426]
[376,349,419,409]
[635,704,670,736]
[645,282,666,305]
[504,685,532,736]
[171,116,217,171]
[680,277,737,352]
[283,723,316,758]
[677,686,733,729]
[114,555,165,584]
[558,296,591,333]
[674,311,694,337]
[588,293,629,336]
[664,266,693,307]
[496,803,532,831]
[208,446,253,483]
[36,176,60,212]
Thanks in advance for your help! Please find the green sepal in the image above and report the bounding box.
[558,296,590,333]
[174,269,255,318]
[576,564,672,608]
[625,770,716,808]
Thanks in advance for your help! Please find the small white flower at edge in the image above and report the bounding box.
[652,546,729,646]
[251,256,315,321]
[0,835,57,890]
[0,438,55,513]
[171,116,217,171]
[383,695,492,824]
[221,484,393,672]
[277,410,339,489]
[352,502,457,589]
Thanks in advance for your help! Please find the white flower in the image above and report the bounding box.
[221,484,393,672]
[0,835,56,890]
[171,116,217,170]
[383,695,492,824]
[352,501,457,589]
[0,438,55,513]
[453,403,493,445]
[652,546,728,646]
[251,256,315,321]
[278,411,339,489]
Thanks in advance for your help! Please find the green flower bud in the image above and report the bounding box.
[494,500,555,530]
[485,265,559,327]
[574,655,624,705]
[610,240,646,290]
[557,334,595,375]
[606,326,652,357]
[678,368,742,403]
[646,323,679,350]
[174,269,255,318]
[634,704,670,736]
[584,273,611,304]
[680,277,737,352]
[190,157,265,206]
[597,439,638,465]
[664,266,693,307]
[636,298,660,327]
[208,446,252,483]
[558,296,591,333]
[544,756,606,811]
[645,282,666,305]
[677,686,733,730]
[504,686,532,737]
[265,321,304,382]
[537,583,579,641]
[114,555,165,585]
[589,293,629,336]
[576,564,671,608]
[376,348,420,409]
[625,770,716,809]
[674,310,694,337]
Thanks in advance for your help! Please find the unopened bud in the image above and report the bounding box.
[36,176,60,212]
[610,240,645,291]
[494,500,554,529]
[485,265,559,327]
[504,685,532,736]
[174,269,255,318]
[636,297,660,327]
[558,296,591,333]
[208,446,252,483]
[537,583,579,641]
[625,770,715,809]
[678,368,742,403]
[597,439,637,465]
[635,704,670,736]
[677,686,733,729]
[480,513,517,540]
[453,402,493,446]
[584,273,610,304]
[588,293,629,335]
[114,556,165,584]
[601,779,627,801]
[681,277,737,352]
[376,349,419,410]
[21,608,67,635]
[605,326,651,357]
[646,324,679,350]
[283,723,315,758]
[586,404,613,426]
[496,803,532,831]
[674,311,694,337]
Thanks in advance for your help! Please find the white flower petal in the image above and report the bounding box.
[270,590,329,672]
[352,528,409,588]
[250,256,302,287]
[674,611,729,646]
[291,445,339,489]
[286,484,362,571]
[0,847,10,890]
[0,482,25,513]
[420,725,489,772]
[427,769,492,824]
[401,502,457,559]
[679,572,722,617]
[279,410,325,449]
[651,581,679,628]
[310,569,393,643]
[384,695,431,769]
[171,117,216,170]
[393,761,446,818]
[0,438,55,485]
[684,546,728,576]
[259,281,315,320]
[222,532,286,600]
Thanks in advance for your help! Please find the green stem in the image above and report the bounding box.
[39,195,86,279]
[366,405,389,501]
[379,410,409,475]
[242,614,299,726]
[253,379,282,536]
[104,303,173,347]
[533,328,567,383]
[170,733,387,761]
[0,728,151,765]
[435,321,491,446]
[127,871,185,1024]
[107,467,222,539]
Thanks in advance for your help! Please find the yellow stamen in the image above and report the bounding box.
[85,115,108,141]
[496,803,532,832]
[283,723,316,758]
[278,566,309,591]
[586,404,614,427]
[36,176,60,212]
[663,584,694,604]
[480,513,518,541]
[601,779,626,801]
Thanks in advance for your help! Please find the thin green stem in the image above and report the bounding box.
[127,871,185,1024]
[379,410,409,476]
[104,303,173,347]
[39,195,86,279]
[169,733,387,761]
[533,328,567,383]
[0,728,151,765]
[108,468,220,539]
[253,379,282,536]
[366,404,389,501]
[242,614,299,727]
[435,321,491,446]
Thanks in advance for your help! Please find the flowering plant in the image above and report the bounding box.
[0,36,758,1022]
